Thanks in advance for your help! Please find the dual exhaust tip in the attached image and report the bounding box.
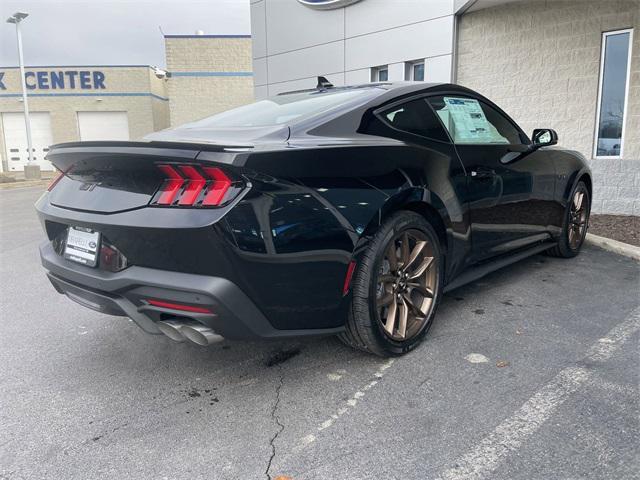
[157,319,224,346]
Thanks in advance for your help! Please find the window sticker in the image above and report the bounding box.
[442,97,508,144]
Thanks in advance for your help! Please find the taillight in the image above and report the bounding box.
[156,165,183,205]
[152,164,236,207]
[202,166,232,206]
[177,165,206,206]
[47,170,65,191]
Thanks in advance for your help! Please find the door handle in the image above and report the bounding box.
[470,168,495,178]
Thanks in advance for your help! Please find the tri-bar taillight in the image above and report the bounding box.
[152,164,235,207]
[47,170,65,191]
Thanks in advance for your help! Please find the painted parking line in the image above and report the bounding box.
[437,307,640,480]
[294,358,395,452]
[588,375,637,397]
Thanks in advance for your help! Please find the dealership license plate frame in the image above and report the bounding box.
[64,226,101,267]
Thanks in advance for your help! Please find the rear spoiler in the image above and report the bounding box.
[45,141,247,173]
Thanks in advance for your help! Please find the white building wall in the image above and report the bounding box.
[457,0,639,215]
[250,0,456,98]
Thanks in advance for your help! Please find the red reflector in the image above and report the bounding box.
[177,165,206,206]
[47,170,65,191]
[157,165,183,205]
[146,299,212,314]
[342,260,357,296]
[202,167,232,206]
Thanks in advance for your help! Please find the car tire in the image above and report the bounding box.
[547,180,591,258]
[339,211,444,357]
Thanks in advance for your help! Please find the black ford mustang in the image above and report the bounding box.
[36,81,592,356]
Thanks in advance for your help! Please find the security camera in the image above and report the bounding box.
[152,66,167,79]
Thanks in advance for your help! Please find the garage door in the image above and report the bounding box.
[1,112,54,172]
[77,111,129,141]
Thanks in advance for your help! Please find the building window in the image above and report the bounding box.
[594,29,633,158]
[371,66,388,82]
[405,60,425,81]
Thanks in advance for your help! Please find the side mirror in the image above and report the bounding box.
[531,128,558,147]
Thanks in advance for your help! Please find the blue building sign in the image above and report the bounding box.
[0,70,106,90]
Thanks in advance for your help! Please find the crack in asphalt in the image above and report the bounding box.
[265,367,285,480]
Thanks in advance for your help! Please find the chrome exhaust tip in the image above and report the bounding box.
[181,324,224,346]
[157,319,190,342]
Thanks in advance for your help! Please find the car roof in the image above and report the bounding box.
[277,81,444,97]
[275,82,480,112]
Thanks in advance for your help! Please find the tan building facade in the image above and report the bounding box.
[0,65,169,172]
[164,35,254,126]
[456,0,639,214]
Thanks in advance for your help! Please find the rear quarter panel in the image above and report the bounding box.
[220,141,468,330]
[37,139,468,332]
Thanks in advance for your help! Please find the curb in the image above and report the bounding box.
[0,179,50,190]
[585,233,640,261]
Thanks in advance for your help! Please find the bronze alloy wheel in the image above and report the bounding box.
[376,229,438,341]
[568,189,588,250]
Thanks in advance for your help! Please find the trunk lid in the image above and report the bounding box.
[45,141,247,214]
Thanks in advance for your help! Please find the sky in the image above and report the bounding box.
[0,0,251,68]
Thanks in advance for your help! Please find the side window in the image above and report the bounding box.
[379,98,450,142]
[427,96,524,145]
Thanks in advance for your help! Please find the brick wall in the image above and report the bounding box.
[164,36,254,126]
[457,0,639,215]
[0,96,157,143]
[0,66,170,171]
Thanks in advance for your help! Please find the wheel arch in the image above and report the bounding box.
[559,149,592,205]
[562,168,592,204]
[357,187,451,256]
[397,201,448,253]
[578,171,592,199]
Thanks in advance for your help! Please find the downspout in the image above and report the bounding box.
[451,12,459,84]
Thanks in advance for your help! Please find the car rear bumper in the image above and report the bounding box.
[40,241,344,340]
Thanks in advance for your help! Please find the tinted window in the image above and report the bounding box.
[186,89,376,128]
[427,96,524,145]
[381,98,450,142]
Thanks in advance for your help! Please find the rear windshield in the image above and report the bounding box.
[186,89,376,128]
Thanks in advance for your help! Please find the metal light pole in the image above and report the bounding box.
[6,12,40,179]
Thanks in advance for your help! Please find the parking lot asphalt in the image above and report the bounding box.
[1,186,638,480]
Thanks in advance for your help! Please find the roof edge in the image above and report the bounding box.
[163,34,251,39]
[455,0,524,15]
[0,64,155,69]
